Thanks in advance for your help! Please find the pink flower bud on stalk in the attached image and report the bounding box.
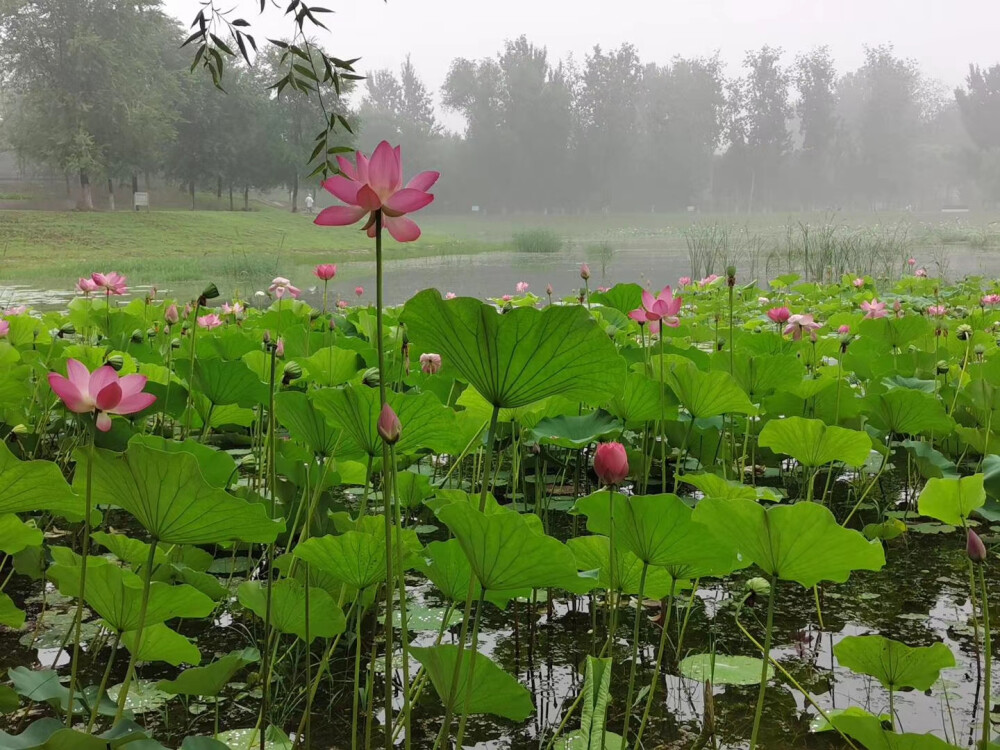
[594,442,629,486]
[165,304,179,324]
[275,339,285,358]
[580,263,591,281]
[377,402,402,444]
[968,529,987,563]
[419,353,442,375]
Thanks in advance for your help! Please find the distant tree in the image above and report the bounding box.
[955,64,1000,151]
[794,47,840,208]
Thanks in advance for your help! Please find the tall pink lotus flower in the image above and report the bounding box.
[915,268,927,278]
[927,305,947,317]
[783,313,822,341]
[164,304,179,324]
[678,276,692,287]
[908,257,916,267]
[314,264,337,281]
[268,277,301,300]
[852,277,865,289]
[76,278,99,295]
[0,320,8,338]
[420,353,442,375]
[515,281,530,294]
[3,306,26,316]
[91,272,128,296]
[48,359,156,432]
[767,307,791,324]
[983,294,1000,307]
[861,299,887,319]
[315,140,438,242]
[197,313,223,330]
[698,274,720,288]
[629,286,683,334]
[580,264,591,281]
[355,286,364,297]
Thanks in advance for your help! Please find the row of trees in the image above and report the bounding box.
[2,0,1000,213]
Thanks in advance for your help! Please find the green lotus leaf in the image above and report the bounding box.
[0,442,89,522]
[568,655,614,750]
[158,648,260,697]
[833,635,954,691]
[681,474,783,502]
[529,409,622,449]
[691,498,885,587]
[410,644,533,721]
[0,716,155,749]
[678,653,773,686]
[758,417,872,467]
[831,711,957,750]
[275,390,341,458]
[293,531,387,590]
[713,352,805,398]
[590,283,643,315]
[396,471,433,510]
[0,514,42,555]
[237,579,346,643]
[190,357,268,407]
[129,434,237,488]
[120,623,202,666]
[663,358,755,418]
[602,372,672,424]
[0,593,25,628]
[401,289,626,409]
[80,438,282,545]
[300,346,364,387]
[565,535,680,598]
[917,474,985,526]
[414,539,482,603]
[7,668,117,718]
[864,388,954,437]
[900,440,958,480]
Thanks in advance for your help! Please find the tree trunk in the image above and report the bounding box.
[107,178,115,211]
[131,173,138,210]
[243,184,249,211]
[65,173,71,197]
[291,173,299,213]
[78,170,93,211]
[217,175,222,199]
[229,184,234,212]
[189,180,195,211]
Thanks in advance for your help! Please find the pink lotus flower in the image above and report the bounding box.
[594,442,629,485]
[501,294,513,302]
[515,281,530,294]
[597,286,609,293]
[838,324,850,335]
[915,268,927,278]
[893,300,902,316]
[983,294,1000,307]
[698,274,720,288]
[628,286,682,334]
[908,257,916,266]
[268,277,301,300]
[444,292,456,300]
[0,321,8,338]
[861,299,887,319]
[767,307,791,324]
[76,277,99,295]
[355,286,364,297]
[927,305,946,317]
[3,306,26,316]
[377,402,401,444]
[337,300,349,309]
[315,140,438,242]
[852,277,865,289]
[91,272,127,296]
[678,277,691,287]
[783,313,822,341]
[222,301,244,317]
[314,264,337,281]
[48,359,155,432]
[164,304,179,324]
[197,313,223,330]
[420,353,442,375]
[580,264,591,281]
[275,338,285,358]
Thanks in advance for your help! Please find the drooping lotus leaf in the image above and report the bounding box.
[275,390,341,457]
[602,372,673,424]
[833,635,954,691]
[158,648,260,697]
[129,434,237,488]
[714,352,805,399]
[0,442,89,521]
[574,492,739,579]
[692,497,885,587]
[436,502,590,593]
[312,384,458,458]
[863,387,954,437]
[47,550,214,632]
[80,439,282,544]
[120,623,202,666]
[409,644,534,721]
[565,535,681,598]
[573,656,614,750]
[293,531,387,590]
[0,593,24,628]
[401,289,626,408]
[758,417,872,467]
[900,440,958,480]
[529,409,623,449]
[0,717,157,749]
[831,711,957,750]
[237,580,346,643]
[681,474,783,503]
[678,653,773,686]
[190,357,268,407]
[8,668,117,718]
[917,474,985,526]
[300,346,364,387]
[662,358,755,418]
[0,514,42,555]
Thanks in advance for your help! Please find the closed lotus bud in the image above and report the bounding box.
[106,354,125,371]
[282,360,302,384]
[59,322,76,337]
[580,263,591,281]
[10,423,28,435]
[329,317,336,331]
[146,327,157,339]
[165,304,179,324]
[131,329,144,343]
[546,284,554,296]
[363,367,381,388]
[275,338,285,358]
[420,352,442,375]
[593,442,629,485]
[968,529,987,563]
[936,360,950,375]
[957,324,973,341]
[377,403,402,444]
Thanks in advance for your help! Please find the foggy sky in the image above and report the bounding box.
[162,0,1000,127]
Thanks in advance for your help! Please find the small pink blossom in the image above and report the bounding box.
[758,296,770,305]
[629,286,683,334]
[783,313,822,341]
[501,294,513,302]
[597,286,609,293]
[3,306,26,316]
[275,338,285,358]
[355,286,364,297]
[698,274,720,288]
[915,268,927,278]
[861,299,887,319]
[268,277,301,299]
[515,281,530,294]
[852,277,865,289]
[546,284,554,296]
[678,277,691,286]
[838,324,850,335]
[927,305,946,317]
[337,300,349,309]
[420,353,442,375]
[580,264,591,281]
[444,292,456,300]
[767,307,791,324]
[0,321,8,338]
[908,257,916,266]
[197,313,223,330]
[983,294,1000,307]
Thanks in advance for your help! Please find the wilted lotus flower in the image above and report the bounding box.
[419,353,442,375]
[377,402,401,444]
[314,264,337,281]
[197,313,223,330]
[594,442,629,486]
[861,299,887,319]
[315,140,438,242]
[767,307,791,324]
[268,277,301,300]
[629,286,682,334]
[783,313,822,341]
[968,529,987,563]
[48,359,156,431]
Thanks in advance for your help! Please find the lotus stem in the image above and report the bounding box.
[65,435,94,728]
[181,301,199,440]
[621,562,649,746]
[981,565,992,750]
[454,588,488,747]
[352,595,364,750]
[389,444,413,750]
[604,486,619,657]
[749,574,778,750]
[633,577,677,749]
[115,541,158,721]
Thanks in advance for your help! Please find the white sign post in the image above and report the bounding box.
[133,192,149,211]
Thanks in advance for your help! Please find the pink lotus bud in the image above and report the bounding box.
[377,402,401,444]
[165,304,179,324]
[183,303,192,317]
[908,257,916,266]
[968,529,987,563]
[546,284,554,296]
[853,277,865,288]
[893,300,902,312]
[501,294,513,302]
[329,317,337,330]
[593,442,629,485]
[275,338,285,358]
[355,286,364,297]
[767,307,791,324]
[419,352,442,375]
[580,264,591,281]
[314,264,337,281]
[838,325,850,335]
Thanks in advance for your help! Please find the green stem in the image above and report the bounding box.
[633,578,676,749]
[982,565,992,750]
[389,444,413,750]
[65,436,94,727]
[605,486,619,655]
[114,541,158,721]
[621,562,648,746]
[749,574,778,750]
[454,588,487,747]
[86,631,120,731]
[352,596,365,750]
[181,304,200,440]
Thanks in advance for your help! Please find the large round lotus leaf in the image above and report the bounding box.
[679,653,773,686]
[833,635,955,691]
[758,416,872,467]
[917,474,985,526]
